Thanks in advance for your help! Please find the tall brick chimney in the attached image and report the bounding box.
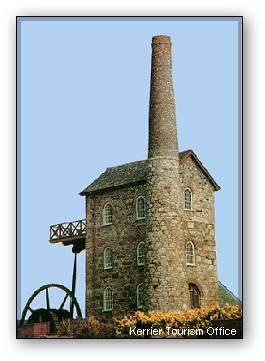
[145,35,187,312]
[148,35,179,159]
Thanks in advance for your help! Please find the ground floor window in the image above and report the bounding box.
[137,283,144,309]
[103,287,113,311]
[188,283,201,308]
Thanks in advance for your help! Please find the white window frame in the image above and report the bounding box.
[184,188,193,210]
[103,287,113,311]
[136,196,146,220]
[137,241,145,266]
[186,241,195,266]
[137,283,144,309]
[104,247,113,270]
[103,202,113,225]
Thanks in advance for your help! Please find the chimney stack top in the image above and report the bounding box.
[152,35,172,46]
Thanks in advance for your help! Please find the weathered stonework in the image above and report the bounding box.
[82,35,220,320]
[85,184,147,319]
[145,35,184,311]
[84,157,219,318]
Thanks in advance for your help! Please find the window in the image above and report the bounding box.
[136,196,146,219]
[188,283,201,308]
[103,287,113,311]
[137,242,145,266]
[186,241,195,266]
[104,248,112,270]
[103,203,113,225]
[137,283,144,309]
[184,188,192,210]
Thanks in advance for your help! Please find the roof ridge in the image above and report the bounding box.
[106,150,189,171]
[106,159,147,171]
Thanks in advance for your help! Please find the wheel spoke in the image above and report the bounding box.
[45,288,50,310]
[59,294,69,310]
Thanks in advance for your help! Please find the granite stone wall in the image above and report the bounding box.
[85,184,147,320]
[179,157,219,307]
[85,158,219,319]
[145,157,187,311]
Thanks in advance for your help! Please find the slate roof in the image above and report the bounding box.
[80,150,220,195]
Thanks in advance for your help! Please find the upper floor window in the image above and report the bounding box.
[184,188,193,210]
[137,242,145,266]
[103,203,113,225]
[186,241,195,266]
[137,283,144,309]
[104,247,112,270]
[103,287,113,311]
[136,196,146,219]
[188,283,201,308]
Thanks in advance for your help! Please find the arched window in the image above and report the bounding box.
[136,196,146,219]
[137,242,145,266]
[104,248,112,270]
[103,203,113,225]
[137,283,144,309]
[186,241,195,266]
[184,188,192,210]
[103,287,113,311]
[188,283,201,308]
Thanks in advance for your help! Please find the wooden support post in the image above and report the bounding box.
[70,252,77,318]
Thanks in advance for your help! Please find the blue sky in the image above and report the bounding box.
[18,17,241,317]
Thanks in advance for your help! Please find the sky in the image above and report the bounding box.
[18,17,241,318]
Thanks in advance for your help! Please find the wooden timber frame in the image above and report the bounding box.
[49,219,86,253]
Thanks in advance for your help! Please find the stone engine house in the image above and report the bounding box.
[50,35,220,319]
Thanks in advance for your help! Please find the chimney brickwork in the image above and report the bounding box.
[145,35,188,311]
[148,35,179,159]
